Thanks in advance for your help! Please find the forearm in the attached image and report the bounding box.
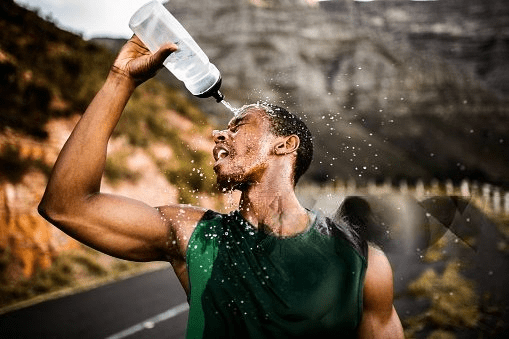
[39,72,136,215]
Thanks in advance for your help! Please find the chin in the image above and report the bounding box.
[215,171,249,192]
[216,176,240,192]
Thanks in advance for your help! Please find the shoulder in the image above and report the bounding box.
[358,245,404,338]
[155,205,210,258]
[364,245,394,308]
[157,204,210,232]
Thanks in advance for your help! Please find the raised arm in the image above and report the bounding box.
[38,36,203,266]
[357,245,404,339]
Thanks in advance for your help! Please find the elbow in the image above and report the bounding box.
[38,197,55,224]
[38,194,65,225]
[39,191,90,228]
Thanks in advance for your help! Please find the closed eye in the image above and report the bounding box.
[230,123,246,133]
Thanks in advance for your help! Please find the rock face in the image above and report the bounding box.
[166,0,509,104]
[159,0,509,186]
[0,121,80,280]
[1,182,78,279]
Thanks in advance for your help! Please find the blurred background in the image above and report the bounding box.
[1,0,508,338]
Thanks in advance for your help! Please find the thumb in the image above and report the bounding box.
[151,43,178,67]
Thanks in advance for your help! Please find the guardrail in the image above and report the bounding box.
[299,178,509,217]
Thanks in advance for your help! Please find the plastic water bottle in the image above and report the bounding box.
[129,0,224,102]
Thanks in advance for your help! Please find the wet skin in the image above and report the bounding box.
[212,107,276,191]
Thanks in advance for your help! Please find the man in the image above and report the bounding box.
[39,36,404,338]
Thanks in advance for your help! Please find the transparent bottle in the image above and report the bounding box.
[129,0,223,101]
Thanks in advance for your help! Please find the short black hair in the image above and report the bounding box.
[257,104,313,185]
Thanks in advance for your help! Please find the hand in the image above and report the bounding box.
[111,35,177,86]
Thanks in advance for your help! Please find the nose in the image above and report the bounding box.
[212,129,227,143]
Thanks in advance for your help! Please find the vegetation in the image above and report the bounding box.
[113,79,217,202]
[162,149,217,204]
[104,149,141,186]
[0,144,51,183]
[0,1,114,138]
[404,261,480,337]
[0,1,217,202]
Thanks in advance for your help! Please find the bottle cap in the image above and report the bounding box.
[195,77,223,102]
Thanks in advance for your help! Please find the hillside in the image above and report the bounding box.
[2,2,509,335]
[0,0,227,307]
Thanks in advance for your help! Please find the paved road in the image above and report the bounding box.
[0,268,189,339]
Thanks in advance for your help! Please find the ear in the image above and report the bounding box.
[274,135,300,155]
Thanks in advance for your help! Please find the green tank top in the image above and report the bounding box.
[186,210,367,339]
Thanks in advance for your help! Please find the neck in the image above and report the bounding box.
[237,175,309,237]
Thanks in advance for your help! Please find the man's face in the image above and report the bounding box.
[212,107,277,191]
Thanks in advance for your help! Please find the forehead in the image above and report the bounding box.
[227,106,269,129]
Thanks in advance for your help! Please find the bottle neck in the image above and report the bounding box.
[194,77,223,102]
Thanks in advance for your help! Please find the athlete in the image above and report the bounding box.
[39,35,404,338]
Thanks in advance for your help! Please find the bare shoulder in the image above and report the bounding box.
[364,245,394,306]
[358,245,404,338]
[156,204,209,258]
[157,204,209,226]
[155,204,209,293]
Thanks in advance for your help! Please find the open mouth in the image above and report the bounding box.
[213,145,230,161]
[218,149,228,159]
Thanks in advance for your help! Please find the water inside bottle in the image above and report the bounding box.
[221,100,239,117]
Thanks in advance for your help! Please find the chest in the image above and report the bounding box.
[187,217,366,338]
[202,232,363,331]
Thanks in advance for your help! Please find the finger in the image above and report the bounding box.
[152,43,178,65]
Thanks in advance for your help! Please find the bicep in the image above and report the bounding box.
[357,246,404,339]
[44,192,173,262]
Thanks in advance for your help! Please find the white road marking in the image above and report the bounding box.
[105,302,189,339]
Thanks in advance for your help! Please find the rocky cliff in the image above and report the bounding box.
[155,0,509,186]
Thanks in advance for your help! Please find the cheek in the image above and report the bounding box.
[245,143,257,155]
[245,140,270,159]
[235,132,273,158]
